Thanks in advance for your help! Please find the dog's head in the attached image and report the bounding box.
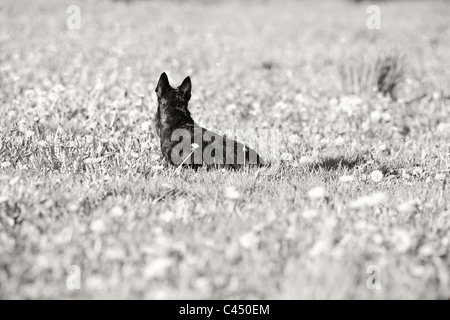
[155,72,191,107]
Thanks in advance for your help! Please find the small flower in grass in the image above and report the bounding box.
[288,134,301,145]
[437,123,450,133]
[350,192,386,209]
[302,209,318,219]
[84,157,102,164]
[239,232,259,249]
[334,136,345,146]
[280,152,293,162]
[435,173,446,181]
[370,170,383,183]
[299,156,313,165]
[398,199,420,214]
[66,202,78,212]
[4,216,15,227]
[140,141,151,150]
[9,176,20,185]
[226,103,237,112]
[309,240,328,257]
[392,229,411,253]
[224,186,241,200]
[191,143,200,150]
[307,186,326,200]
[382,112,391,122]
[1,162,11,168]
[418,243,434,257]
[110,206,124,218]
[17,119,27,133]
[160,210,175,223]
[152,165,164,171]
[339,175,354,183]
[401,169,411,180]
[25,130,34,138]
[431,91,441,100]
[370,110,382,122]
[411,167,424,177]
[140,121,152,132]
[90,219,106,234]
[143,258,174,279]
[151,154,161,162]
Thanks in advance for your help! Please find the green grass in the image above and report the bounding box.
[0,0,449,299]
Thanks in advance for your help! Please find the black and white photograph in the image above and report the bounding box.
[0,0,449,302]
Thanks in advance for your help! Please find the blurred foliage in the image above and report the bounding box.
[0,0,449,299]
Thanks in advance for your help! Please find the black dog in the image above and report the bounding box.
[154,73,265,168]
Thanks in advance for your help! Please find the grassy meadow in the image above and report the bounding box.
[0,0,449,299]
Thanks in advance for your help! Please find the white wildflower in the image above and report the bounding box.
[398,199,420,214]
[239,232,259,249]
[302,209,318,219]
[370,170,383,183]
[90,219,106,234]
[224,186,241,200]
[140,121,152,132]
[280,153,294,162]
[339,175,354,183]
[350,192,387,209]
[299,156,314,165]
[191,143,200,150]
[307,187,326,200]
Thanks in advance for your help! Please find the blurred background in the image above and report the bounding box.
[1,0,449,299]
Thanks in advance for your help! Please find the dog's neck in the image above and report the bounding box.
[155,97,194,137]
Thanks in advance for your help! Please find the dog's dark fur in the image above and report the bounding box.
[154,72,265,168]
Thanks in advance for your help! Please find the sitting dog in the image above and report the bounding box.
[154,73,266,168]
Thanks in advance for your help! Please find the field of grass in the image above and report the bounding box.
[0,0,449,299]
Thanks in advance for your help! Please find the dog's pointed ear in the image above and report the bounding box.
[179,76,191,101]
[155,72,170,97]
